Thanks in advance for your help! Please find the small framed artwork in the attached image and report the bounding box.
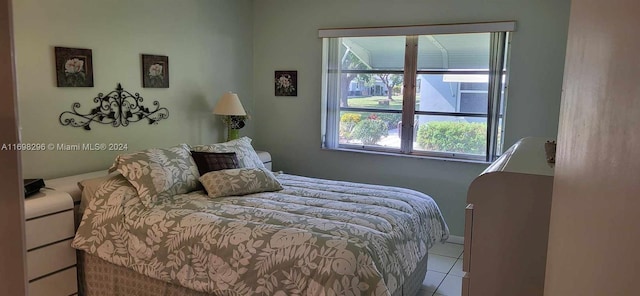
[275,70,297,96]
[141,54,169,88]
[55,47,94,87]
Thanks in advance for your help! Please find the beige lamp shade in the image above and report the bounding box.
[212,92,246,116]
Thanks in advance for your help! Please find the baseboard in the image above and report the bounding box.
[447,235,464,245]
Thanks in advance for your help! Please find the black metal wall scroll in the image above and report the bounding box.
[59,83,169,130]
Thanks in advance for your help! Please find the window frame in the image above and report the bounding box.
[320,22,514,162]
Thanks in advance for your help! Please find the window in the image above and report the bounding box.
[320,22,513,162]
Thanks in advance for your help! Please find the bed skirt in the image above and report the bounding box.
[78,251,429,296]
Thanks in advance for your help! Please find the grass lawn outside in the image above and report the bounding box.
[347,95,421,110]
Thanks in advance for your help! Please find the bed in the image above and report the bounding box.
[53,139,449,296]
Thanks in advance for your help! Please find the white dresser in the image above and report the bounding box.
[25,189,78,296]
[463,137,554,296]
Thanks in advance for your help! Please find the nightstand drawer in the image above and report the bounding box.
[25,209,74,250]
[24,189,77,295]
[29,266,77,296]
[27,238,76,281]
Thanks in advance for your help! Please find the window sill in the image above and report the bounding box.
[321,147,492,165]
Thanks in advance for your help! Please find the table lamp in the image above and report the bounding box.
[212,92,247,141]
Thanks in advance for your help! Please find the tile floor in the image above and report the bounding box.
[418,242,464,296]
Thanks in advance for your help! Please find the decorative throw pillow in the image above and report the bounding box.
[110,144,200,207]
[199,167,283,198]
[191,137,265,169]
[190,151,240,176]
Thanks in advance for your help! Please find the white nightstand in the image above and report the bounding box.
[25,189,78,296]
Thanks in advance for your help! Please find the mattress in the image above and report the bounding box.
[72,173,449,295]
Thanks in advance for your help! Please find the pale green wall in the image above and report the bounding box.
[252,0,571,236]
[12,0,570,236]
[13,0,253,179]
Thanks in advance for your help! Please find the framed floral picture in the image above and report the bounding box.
[274,70,297,96]
[141,54,169,88]
[55,47,94,87]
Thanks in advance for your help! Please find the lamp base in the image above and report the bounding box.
[227,127,240,142]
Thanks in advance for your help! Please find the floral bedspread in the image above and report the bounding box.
[72,173,449,295]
